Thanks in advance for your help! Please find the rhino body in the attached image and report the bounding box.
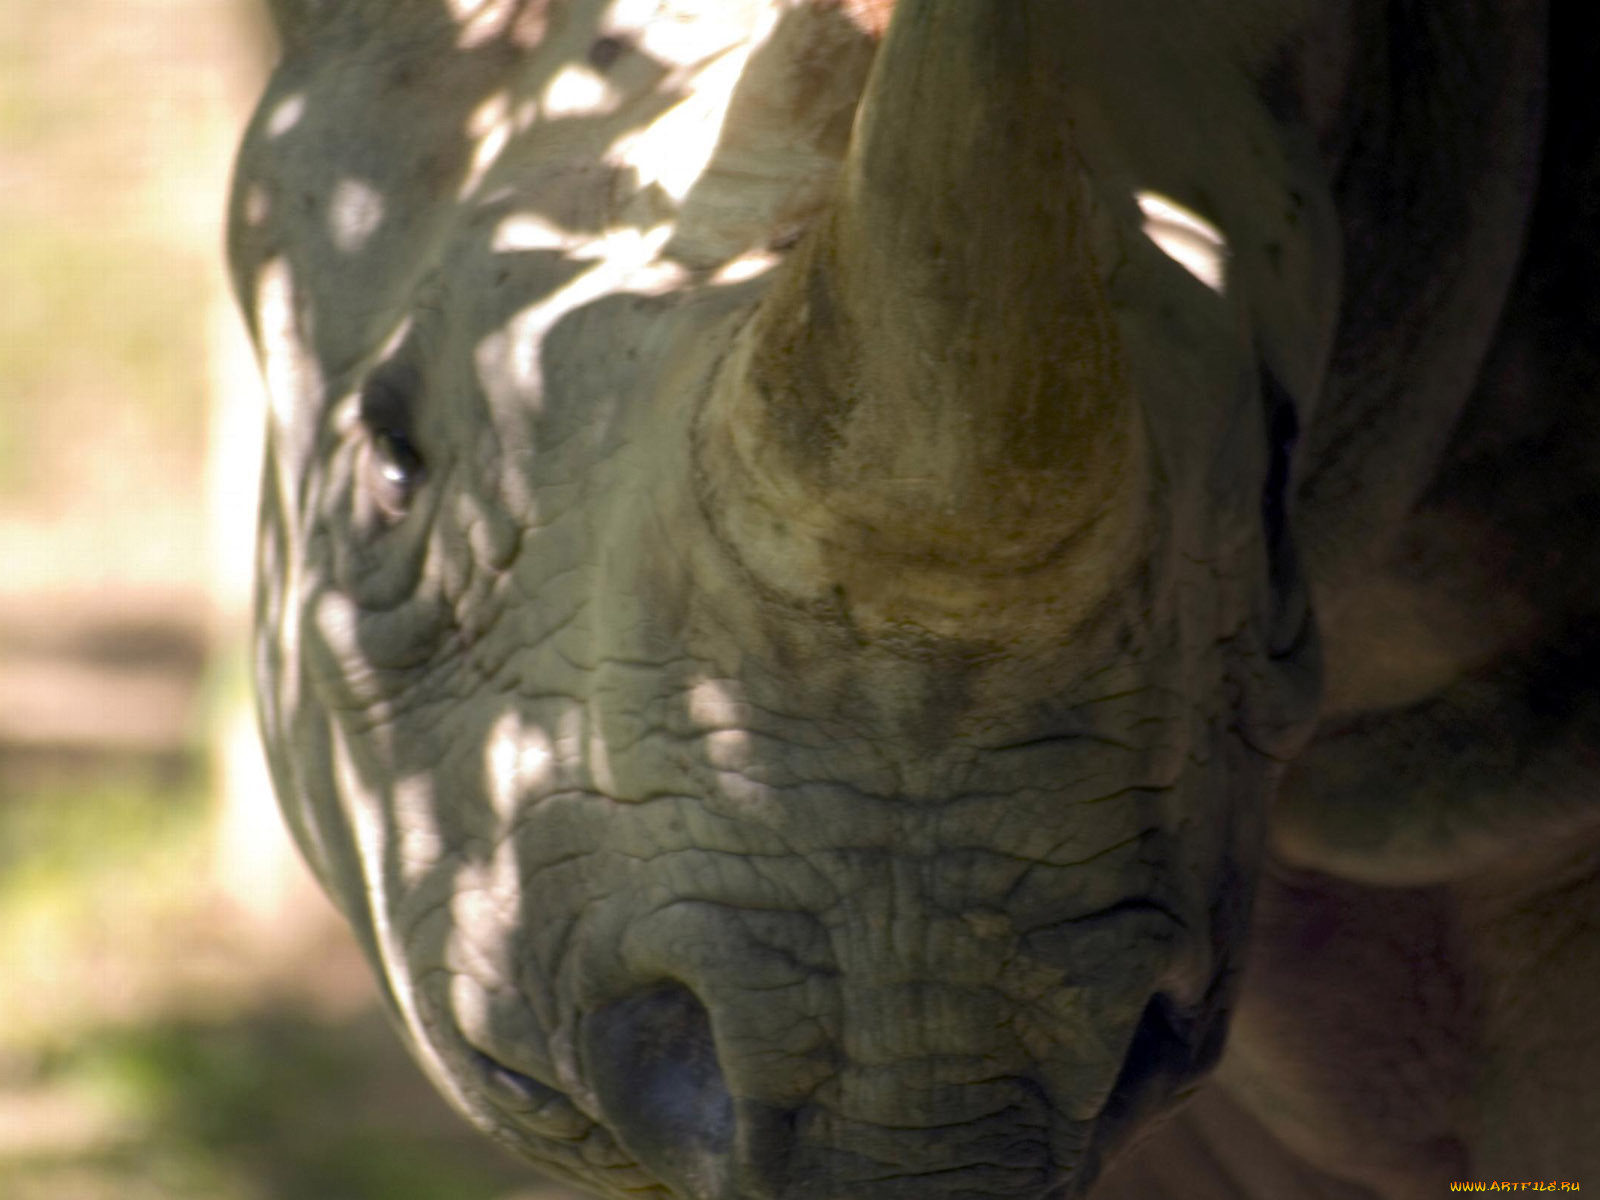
[229,1,1600,1197]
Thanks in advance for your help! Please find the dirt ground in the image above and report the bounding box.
[0,3,580,1196]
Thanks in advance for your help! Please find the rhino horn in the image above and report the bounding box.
[698,2,1147,629]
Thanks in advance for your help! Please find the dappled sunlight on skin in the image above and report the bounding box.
[265,91,306,139]
[376,314,418,366]
[614,0,772,66]
[253,257,322,450]
[608,44,759,203]
[328,717,532,1132]
[493,212,578,253]
[310,590,388,722]
[240,183,271,228]
[461,90,515,199]
[710,249,780,285]
[543,63,619,118]
[486,709,555,824]
[331,722,428,1038]
[393,773,448,888]
[1135,190,1231,295]
[328,178,386,254]
[449,970,500,1057]
[685,677,743,727]
[687,677,751,769]
[451,0,524,49]
[449,835,524,991]
[499,222,680,393]
[552,705,586,778]
[584,710,619,797]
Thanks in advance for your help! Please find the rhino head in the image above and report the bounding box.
[230,1,1340,1195]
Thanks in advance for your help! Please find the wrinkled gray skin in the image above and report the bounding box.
[229,1,1600,1197]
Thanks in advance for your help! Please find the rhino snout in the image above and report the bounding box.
[459,890,1210,1200]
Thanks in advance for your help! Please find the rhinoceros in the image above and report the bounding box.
[227,0,1600,1196]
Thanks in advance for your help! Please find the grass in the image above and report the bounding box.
[0,754,211,1032]
[4,1012,544,1200]
[0,753,206,895]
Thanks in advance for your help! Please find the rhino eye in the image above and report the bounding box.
[357,357,426,520]
[363,425,426,518]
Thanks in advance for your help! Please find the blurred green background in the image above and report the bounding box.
[0,4,578,1197]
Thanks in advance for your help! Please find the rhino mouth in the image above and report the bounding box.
[428,796,1232,1199]
[408,734,1246,1200]
[459,979,1214,1200]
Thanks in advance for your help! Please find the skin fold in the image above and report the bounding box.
[229,1,1599,1197]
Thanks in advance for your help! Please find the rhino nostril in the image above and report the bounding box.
[584,983,734,1198]
[1087,991,1221,1176]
